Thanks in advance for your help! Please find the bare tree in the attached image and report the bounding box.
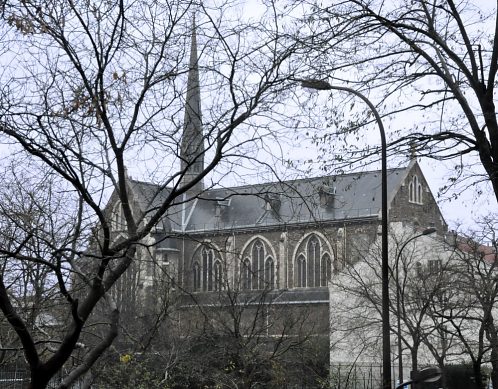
[328,227,449,383]
[297,0,498,201]
[0,167,75,373]
[435,224,498,389]
[0,0,300,387]
[80,240,327,388]
[166,255,328,389]
[329,221,498,389]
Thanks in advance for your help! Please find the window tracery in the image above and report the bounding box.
[214,260,222,291]
[240,238,275,290]
[296,255,306,287]
[192,245,221,292]
[409,175,423,204]
[242,258,252,290]
[193,261,201,291]
[308,236,320,287]
[294,234,333,288]
[264,257,274,288]
[321,253,331,287]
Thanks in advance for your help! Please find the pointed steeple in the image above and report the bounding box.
[180,17,204,193]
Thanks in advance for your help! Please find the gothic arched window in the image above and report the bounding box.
[296,255,306,288]
[192,245,221,292]
[252,241,265,289]
[307,236,320,287]
[264,257,274,289]
[192,261,201,291]
[242,259,252,290]
[409,175,423,204]
[321,253,332,287]
[240,239,275,290]
[295,234,333,288]
[214,260,223,291]
[202,247,214,291]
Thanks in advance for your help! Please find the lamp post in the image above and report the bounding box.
[301,79,390,389]
[395,227,437,384]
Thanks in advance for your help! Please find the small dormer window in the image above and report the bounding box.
[409,175,423,204]
[319,185,336,208]
[265,193,281,213]
[215,198,230,218]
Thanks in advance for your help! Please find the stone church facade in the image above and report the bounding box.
[104,25,449,380]
[110,160,447,327]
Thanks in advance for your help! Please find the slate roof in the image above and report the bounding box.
[127,165,411,234]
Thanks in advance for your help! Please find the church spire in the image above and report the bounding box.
[180,17,204,193]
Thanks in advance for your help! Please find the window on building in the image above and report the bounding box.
[409,175,423,204]
[253,240,265,289]
[242,259,252,290]
[202,247,214,291]
[192,245,221,292]
[428,259,442,274]
[153,251,169,279]
[264,257,274,289]
[193,261,201,291]
[307,236,320,287]
[295,234,333,288]
[296,255,306,288]
[239,239,275,290]
[214,260,222,291]
[321,253,332,286]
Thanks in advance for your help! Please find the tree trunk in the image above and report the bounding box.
[468,360,486,389]
[411,344,419,389]
[487,327,498,389]
[411,344,418,373]
[477,98,498,204]
[28,368,51,389]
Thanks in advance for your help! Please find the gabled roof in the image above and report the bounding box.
[127,165,413,233]
[452,233,497,263]
[128,179,170,210]
[183,167,407,232]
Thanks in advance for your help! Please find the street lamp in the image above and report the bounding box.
[395,227,437,384]
[301,79,391,389]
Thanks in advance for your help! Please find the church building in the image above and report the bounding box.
[104,23,449,386]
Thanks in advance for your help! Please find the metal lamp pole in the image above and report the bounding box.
[395,227,436,384]
[301,79,390,389]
